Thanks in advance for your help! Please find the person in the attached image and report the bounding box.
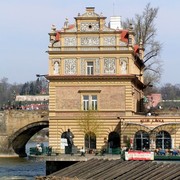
[41,143,44,153]
[47,146,52,156]
[80,146,85,156]
[36,143,42,154]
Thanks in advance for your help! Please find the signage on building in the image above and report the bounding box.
[125,151,154,161]
[140,118,164,123]
[60,138,68,149]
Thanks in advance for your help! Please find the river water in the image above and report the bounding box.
[0,142,48,180]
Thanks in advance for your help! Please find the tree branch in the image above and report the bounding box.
[144,53,158,64]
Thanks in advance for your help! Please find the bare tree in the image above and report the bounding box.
[123,3,163,86]
[77,110,102,149]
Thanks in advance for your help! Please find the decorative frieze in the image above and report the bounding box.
[80,22,99,32]
[120,41,128,46]
[81,37,99,46]
[64,37,76,46]
[64,59,77,75]
[103,36,115,46]
[104,58,116,74]
[95,58,100,74]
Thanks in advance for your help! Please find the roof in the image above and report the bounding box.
[36,159,180,179]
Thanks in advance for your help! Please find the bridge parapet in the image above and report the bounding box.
[2,110,48,135]
[0,110,49,156]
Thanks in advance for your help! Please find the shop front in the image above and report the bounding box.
[124,121,180,151]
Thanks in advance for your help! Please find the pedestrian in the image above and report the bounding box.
[36,143,42,154]
[80,146,85,156]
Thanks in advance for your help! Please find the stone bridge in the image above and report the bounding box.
[0,110,49,157]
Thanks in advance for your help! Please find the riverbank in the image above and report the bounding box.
[28,153,121,162]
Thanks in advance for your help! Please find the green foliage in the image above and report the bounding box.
[125,137,131,149]
[20,78,48,95]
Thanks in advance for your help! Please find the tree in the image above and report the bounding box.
[77,110,102,149]
[0,78,23,108]
[123,3,163,86]
[19,78,49,95]
[160,83,180,100]
[29,82,35,95]
[35,78,41,94]
[0,78,10,107]
[20,82,30,95]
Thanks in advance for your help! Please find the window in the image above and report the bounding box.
[83,95,89,111]
[87,62,94,75]
[156,131,171,149]
[83,95,97,111]
[134,130,150,150]
[92,95,97,110]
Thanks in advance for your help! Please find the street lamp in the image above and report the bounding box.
[36,74,48,78]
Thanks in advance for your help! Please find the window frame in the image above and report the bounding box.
[86,61,94,75]
[82,94,98,111]
[83,95,89,111]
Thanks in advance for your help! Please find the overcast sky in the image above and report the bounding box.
[1,0,180,85]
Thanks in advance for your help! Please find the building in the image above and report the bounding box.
[46,7,180,153]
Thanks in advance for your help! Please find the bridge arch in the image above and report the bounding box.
[9,120,49,157]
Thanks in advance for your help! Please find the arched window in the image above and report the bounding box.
[134,130,149,150]
[108,131,120,148]
[85,132,96,149]
[156,131,171,149]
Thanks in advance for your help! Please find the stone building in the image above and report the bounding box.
[46,7,180,153]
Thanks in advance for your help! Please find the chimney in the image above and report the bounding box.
[109,16,122,30]
[86,7,95,13]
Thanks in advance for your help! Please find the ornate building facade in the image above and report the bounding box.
[46,7,180,153]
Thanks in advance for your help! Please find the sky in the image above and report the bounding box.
[1,0,180,85]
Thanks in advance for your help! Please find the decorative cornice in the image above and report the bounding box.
[47,74,137,81]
